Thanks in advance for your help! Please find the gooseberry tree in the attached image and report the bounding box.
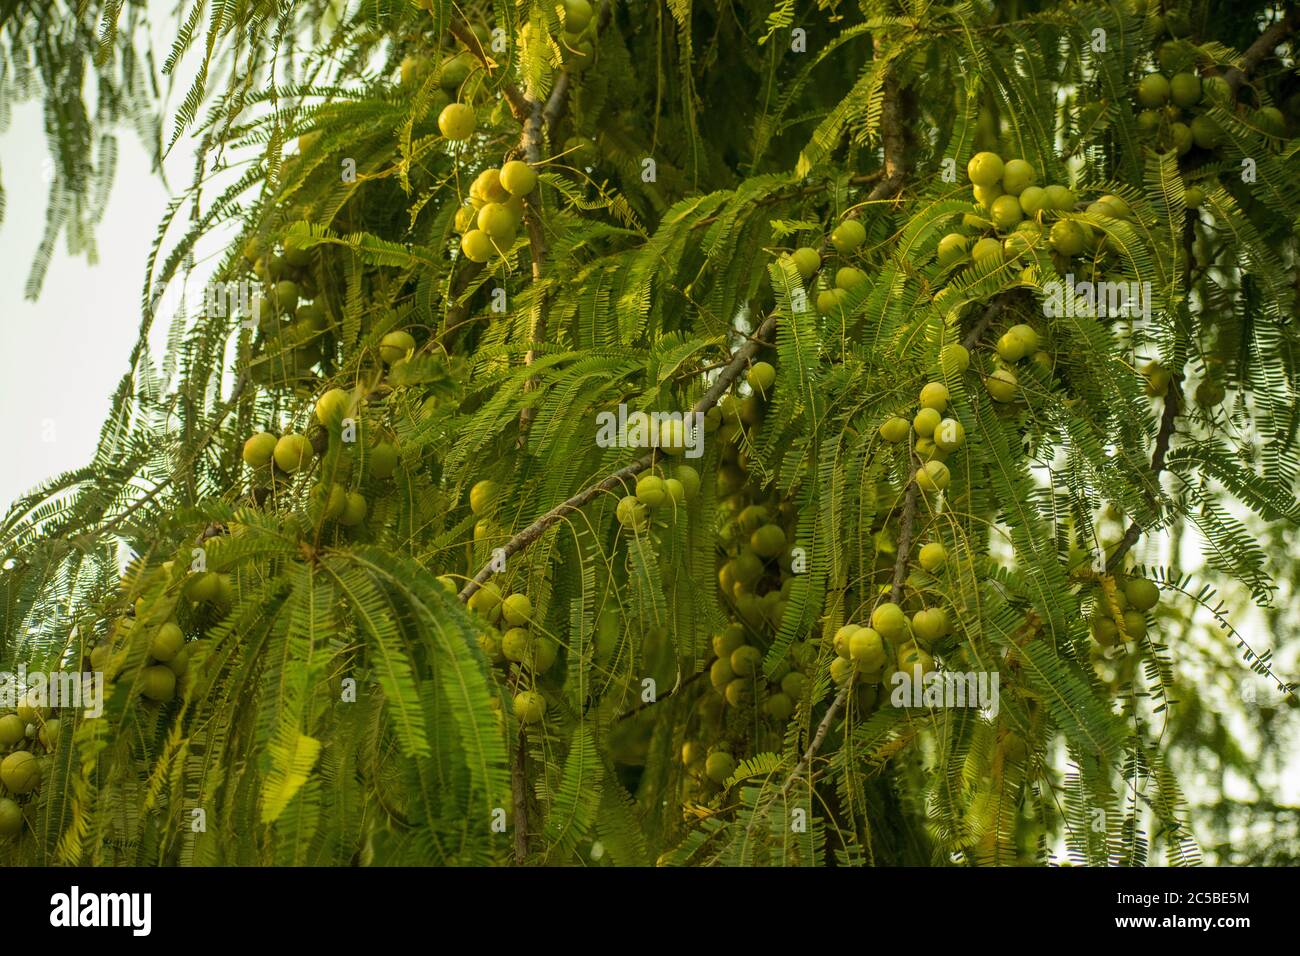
[1,0,1298,867]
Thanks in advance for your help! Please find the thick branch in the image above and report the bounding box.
[1223,8,1298,97]
[447,19,531,120]
[458,315,780,603]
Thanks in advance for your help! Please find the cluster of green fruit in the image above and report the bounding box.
[938,152,1136,272]
[616,461,702,533]
[879,378,964,489]
[547,0,598,73]
[1089,573,1161,647]
[775,222,866,318]
[453,161,539,262]
[0,691,69,836]
[829,595,944,687]
[241,236,334,383]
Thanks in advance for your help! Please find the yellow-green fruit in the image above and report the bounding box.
[38,719,61,750]
[1137,73,1171,107]
[915,460,951,492]
[502,594,533,627]
[1143,362,1171,397]
[338,492,367,527]
[914,436,942,462]
[616,495,649,531]
[499,160,538,197]
[986,367,1019,402]
[967,151,1004,187]
[973,183,1003,208]
[469,480,499,515]
[941,343,971,376]
[166,645,191,677]
[561,0,594,31]
[184,571,220,603]
[369,441,399,479]
[849,627,886,670]
[0,715,25,746]
[273,433,314,473]
[836,266,867,291]
[912,608,950,645]
[0,751,40,794]
[724,678,752,707]
[438,103,475,140]
[880,416,911,443]
[934,418,965,452]
[871,602,909,641]
[1121,610,1148,640]
[764,692,794,721]
[150,622,185,662]
[477,202,517,241]
[705,750,736,784]
[242,432,278,467]
[1184,186,1204,208]
[1001,159,1036,195]
[460,229,494,262]
[713,625,745,659]
[674,465,701,500]
[832,624,857,660]
[830,219,866,254]
[747,361,777,392]
[990,194,1023,230]
[937,233,968,267]
[528,637,557,673]
[829,656,855,685]
[502,628,532,662]
[681,741,705,768]
[658,418,687,456]
[912,407,941,438]
[378,330,416,365]
[1092,614,1119,646]
[897,645,935,676]
[919,382,949,412]
[141,665,177,702]
[730,644,763,677]
[919,541,948,572]
[1099,195,1132,219]
[471,168,510,205]
[454,204,477,233]
[781,671,809,699]
[971,237,1004,266]
[1043,185,1076,210]
[1022,188,1053,220]
[1124,578,1160,612]
[788,247,821,279]
[467,582,503,619]
[636,475,667,507]
[816,288,848,315]
[315,388,351,427]
[1049,220,1086,256]
[750,524,786,559]
[273,280,300,314]
[1189,115,1222,149]
[0,797,22,836]
[710,656,735,690]
[513,690,546,724]
[313,481,347,520]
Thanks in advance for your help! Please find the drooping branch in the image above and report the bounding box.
[458,315,780,603]
[1222,8,1298,98]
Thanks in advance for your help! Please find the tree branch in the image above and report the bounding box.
[447,19,531,121]
[1222,8,1299,98]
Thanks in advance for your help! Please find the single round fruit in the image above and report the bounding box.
[836,266,867,291]
[871,602,909,641]
[985,367,1019,403]
[242,432,278,468]
[616,495,649,531]
[764,692,794,721]
[1049,219,1086,257]
[469,481,499,516]
[502,628,532,662]
[150,622,185,662]
[730,644,763,677]
[338,492,367,526]
[438,103,476,140]
[833,624,857,659]
[1202,74,1232,104]
[1137,73,1171,108]
[789,246,821,279]
[937,233,968,266]
[747,361,777,392]
[1195,378,1224,407]
[562,0,594,31]
[477,203,517,242]
[273,433,314,473]
[972,183,1003,208]
[967,151,1005,188]
[379,330,416,364]
[0,715,25,746]
[0,797,22,836]
[1092,615,1119,646]
[369,441,399,480]
[141,665,177,702]
[971,237,1004,266]
[941,343,971,375]
[1137,109,1161,133]
[315,388,350,427]
[1019,185,1048,216]
[996,324,1038,362]
[934,418,965,452]
[918,541,948,572]
[919,382,949,412]
[1124,578,1160,612]
[273,280,300,314]
[499,160,538,197]
[912,607,950,645]
[1190,115,1222,149]
[990,194,1023,230]
[781,671,809,699]
[713,625,745,659]
[1169,122,1193,154]
[849,627,886,670]
[897,645,935,676]
[710,656,735,690]
[915,460,951,492]
[513,690,546,724]
[502,594,533,626]
[0,751,40,794]
[460,229,494,262]
[880,416,911,443]
[830,657,855,684]
[830,220,866,254]
[1001,159,1036,195]
[38,718,61,750]
[750,524,786,559]
[1184,185,1204,208]
[663,478,686,505]
[1143,362,1171,397]
[1256,106,1285,137]
[1169,72,1201,108]
[636,475,667,507]
[1043,185,1076,211]
[913,407,941,438]
[674,465,701,500]
[1121,610,1148,640]
[705,751,736,784]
